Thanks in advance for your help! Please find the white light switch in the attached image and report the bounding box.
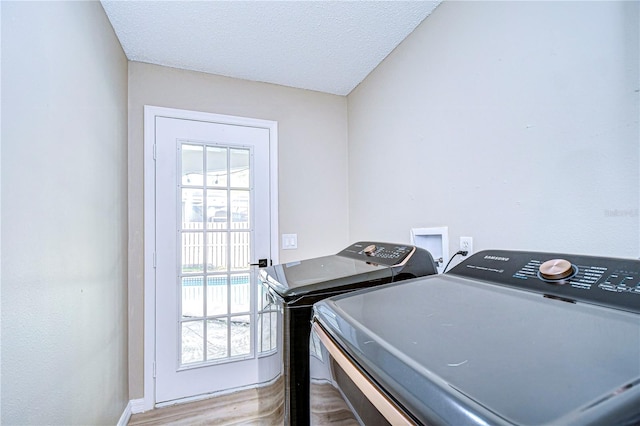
[282,234,297,250]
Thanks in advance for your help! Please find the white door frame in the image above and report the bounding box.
[143,105,279,410]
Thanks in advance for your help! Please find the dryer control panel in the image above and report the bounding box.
[337,241,416,266]
[448,250,640,313]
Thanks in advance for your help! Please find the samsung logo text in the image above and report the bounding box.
[484,255,510,262]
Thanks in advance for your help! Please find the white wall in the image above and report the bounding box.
[127,62,348,397]
[348,1,639,260]
[1,1,129,424]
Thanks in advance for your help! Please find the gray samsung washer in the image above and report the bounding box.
[312,250,640,425]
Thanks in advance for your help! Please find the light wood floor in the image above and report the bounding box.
[128,376,359,425]
[310,382,359,426]
[128,378,284,426]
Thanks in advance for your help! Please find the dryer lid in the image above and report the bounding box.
[259,254,393,301]
[314,275,640,425]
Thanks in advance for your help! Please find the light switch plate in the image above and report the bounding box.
[282,234,297,250]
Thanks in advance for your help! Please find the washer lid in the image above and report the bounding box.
[314,275,640,425]
[259,254,393,302]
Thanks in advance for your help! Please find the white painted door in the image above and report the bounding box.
[154,115,280,404]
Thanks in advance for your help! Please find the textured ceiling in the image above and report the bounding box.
[101,1,441,95]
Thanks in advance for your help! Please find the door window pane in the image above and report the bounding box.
[207,318,228,360]
[230,148,250,188]
[207,189,228,228]
[258,282,278,354]
[258,311,278,353]
[230,315,251,356]
[230,274,250,314]
[207,146,228,187]
[182,321,204,364]
[182,232,204,273]
[230,190,250,229]
[182,277,204,318]
[207,232,227,272]
[182,144,203,186]
[182,188,204,229]
[207,276,228,316]
[230,232,250,271]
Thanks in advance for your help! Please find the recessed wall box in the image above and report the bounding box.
[410,227,449,273]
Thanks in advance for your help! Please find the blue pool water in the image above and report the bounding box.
[182,275,250,287]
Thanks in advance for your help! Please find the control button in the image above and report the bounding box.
[539,259,574,280]
[363,244,377,256]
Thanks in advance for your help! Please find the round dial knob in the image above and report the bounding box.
[539,259,574,281]
[363,244,377,256]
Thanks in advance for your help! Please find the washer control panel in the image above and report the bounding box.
[448,250,640,313]
[337,241,415,266]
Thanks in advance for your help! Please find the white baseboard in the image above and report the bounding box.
[117,398,146,426]
[117,401,132,426]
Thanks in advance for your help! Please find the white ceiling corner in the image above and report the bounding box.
[101,0,441,96]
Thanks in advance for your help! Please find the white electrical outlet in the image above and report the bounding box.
[460,237,473,256]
